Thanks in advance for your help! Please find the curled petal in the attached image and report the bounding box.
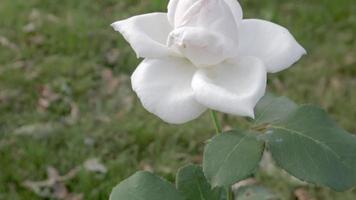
[191,57,267,118]
[111,13,177,58]
[167,0,180,26]
[167,0,239,44]
[131,57,207,124]
[238,19,306,73]
[167,27,236,67]
[223,0,243,25]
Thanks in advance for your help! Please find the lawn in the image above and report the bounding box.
[0,0,355,199]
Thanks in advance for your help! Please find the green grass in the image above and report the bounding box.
[0,0,355,199]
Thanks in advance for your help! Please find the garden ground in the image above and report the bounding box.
[0,0,355,199]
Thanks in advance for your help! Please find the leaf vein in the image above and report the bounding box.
[271,125,353,171]
[214,134,249,182]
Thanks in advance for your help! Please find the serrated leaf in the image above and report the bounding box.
[176,165,223,200]
[235,185,279,200]
[110,171,185,200]
[267,105,356,191]
[203,130,265,187]
[254,93,298,126]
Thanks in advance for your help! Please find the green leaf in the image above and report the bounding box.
[235,185,280,200]
[176,164,223,200]
[267,105,356,191]
[203,130,265,187]
[110,171,185,200]
[254,93,298,126]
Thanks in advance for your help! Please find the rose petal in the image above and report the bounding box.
[167,0,180,26]
[166,0,239,67]
[131,57,207,124]
[191,57,267,118]
[223,0,243,25]
[167,27,236,67]
[168,0,239,44]
[238,19,306,73]
[111,13,177,58]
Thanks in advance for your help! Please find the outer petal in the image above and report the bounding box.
[238,19,306,73]
[111,13,177,58]
[191,57,267,118]
[223,0,243,25]
[131,57,207,124]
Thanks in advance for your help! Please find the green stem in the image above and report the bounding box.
[227,186,233,200]
[210,110,222,134]
[209,110,234,200]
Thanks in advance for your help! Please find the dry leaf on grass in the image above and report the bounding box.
[23,23,37,33]
[84,137,95,147]
[24,9,58,33]
[294,187,314,200]
[64,102,80,125]
[23,166,81,199]
[139,162,154,173]
[0,35,19,52]
[101,69,120,95]
[29,34,45,46]
[23,158,107,199]
[232,178,258,191]
[84,158,107,174]
[344,52,356,65]
[13,123,60,137]
[105,48,121,65]
[37,85,60,112]
[0,90,20,104]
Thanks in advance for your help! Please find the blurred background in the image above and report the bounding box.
[0,0,355,199]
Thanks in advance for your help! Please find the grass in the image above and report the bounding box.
[0,0,355,199]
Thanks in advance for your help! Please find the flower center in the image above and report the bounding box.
[167,27,236,68]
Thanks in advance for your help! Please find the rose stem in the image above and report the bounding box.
[209,110,234,200]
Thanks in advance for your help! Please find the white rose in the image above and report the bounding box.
[112,0,306,124]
